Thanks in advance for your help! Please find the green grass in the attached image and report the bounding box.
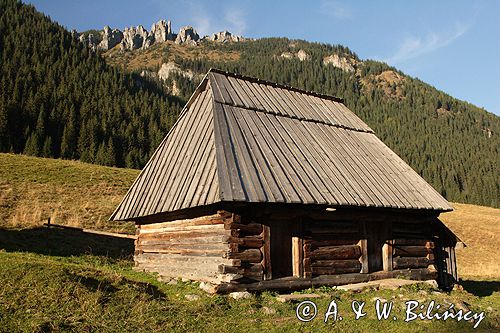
[0,249,498,333]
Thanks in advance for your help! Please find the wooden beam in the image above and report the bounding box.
[358,239,368,273]
[261,224,272,280]
[382,240,393,271]
[292,236,303,277]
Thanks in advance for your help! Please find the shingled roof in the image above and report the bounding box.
[111,69,452,221]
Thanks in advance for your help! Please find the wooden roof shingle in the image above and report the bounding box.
[110,69,452,221]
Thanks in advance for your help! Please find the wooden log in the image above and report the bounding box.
[312,266,362,275]
[227,236,263,248]
[140,223,225,234]
[137,248,226,257]
[311,259,361,268]
[393,257,431,269]
[224,222,263,235]
[139,229,231,241]
[306,245,361,260]
[308,239,361,247]
[394,246,430,257]
[214,268,437,294]
[139,215,225,230]
[138,235,230,246]
[393,238,429,246]
[225,249,262,262]
[218,263,263,279]
[137,242,228,252]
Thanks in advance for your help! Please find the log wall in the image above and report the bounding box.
[390,222,435,271]
[302,220,363,278]
[134,210,266,283]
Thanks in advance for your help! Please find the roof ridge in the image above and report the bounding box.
[208,68,344,104]
[215,100,374,134]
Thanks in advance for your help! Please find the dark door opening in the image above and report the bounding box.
[269,220,293,278]
[367,221,389,272]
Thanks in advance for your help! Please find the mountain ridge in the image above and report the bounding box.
[0,0,498,208]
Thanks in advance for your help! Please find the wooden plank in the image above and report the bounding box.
[238,108,302,203]
[292,236,303,277]
[382,240,393,271]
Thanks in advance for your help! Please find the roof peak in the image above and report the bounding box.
[207,68,344,104]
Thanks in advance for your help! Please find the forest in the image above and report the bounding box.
[0,0,498,208]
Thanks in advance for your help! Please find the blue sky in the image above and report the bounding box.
[28,0,500,115]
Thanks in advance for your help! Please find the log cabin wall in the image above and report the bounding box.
[391,221,435,272]
[134,210,266,284]
[302,220,364,278]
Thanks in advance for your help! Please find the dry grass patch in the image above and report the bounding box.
[0,153,137,233]
[440,203,500,278]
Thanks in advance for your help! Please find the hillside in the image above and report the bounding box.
[0,0,498,209]
[1,153,499,279]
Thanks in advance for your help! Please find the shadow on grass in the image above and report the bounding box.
[0,226,134,259]
[460,280,500,297]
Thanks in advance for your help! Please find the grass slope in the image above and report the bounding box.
[0,251,498,333]
[0,153,137,233]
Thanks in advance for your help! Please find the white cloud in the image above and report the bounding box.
[385,22,470,65]
[320,0,352,19]
[224,7,246,35]
[173,1,246,37]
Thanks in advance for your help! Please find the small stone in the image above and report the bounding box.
[261,306,276,315]
[181,277,191,283]
[424,280,439,289]
[487,306,493,312]
[167,279,178,285]
[185,294,201,301]
[199,282,216,294]
[229,291,253,300]
[398,294,404,298]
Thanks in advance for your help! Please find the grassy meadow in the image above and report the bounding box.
[0,153,499,332]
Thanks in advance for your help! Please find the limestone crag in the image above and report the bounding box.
[98,26,123,51]
[210,30,245,43]
[175,26,199,46]
[279,49,310,61]
[76,19,246,51]
[323,54,358,72]
[78,33,100,52]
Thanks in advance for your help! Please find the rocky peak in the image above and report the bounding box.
[323,54,358,72]
[151,20,173,43]
[279,49,310,61]
[175,26,199,46]
[76,19,246,52]
[78,33,100,52]
[210,30,244,43]
[98,25,123,51]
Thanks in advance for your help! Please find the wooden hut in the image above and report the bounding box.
[111,69,460,292]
